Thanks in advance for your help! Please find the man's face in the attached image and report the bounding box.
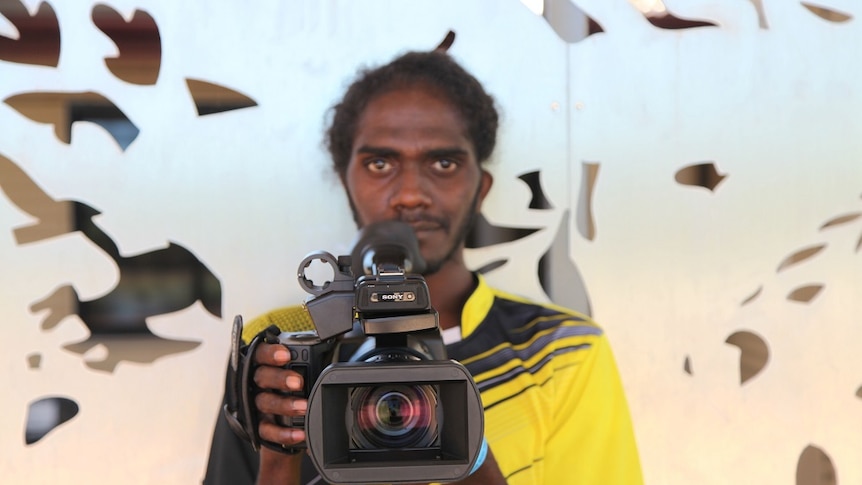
[344,85,492,274]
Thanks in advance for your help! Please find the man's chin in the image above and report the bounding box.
[419,258,444,276]
[418,244,459,276]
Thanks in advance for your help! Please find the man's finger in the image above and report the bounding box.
[255,391,308,417]
[253,342,291,366]
[254,365,303,391]
[259,420,306,445]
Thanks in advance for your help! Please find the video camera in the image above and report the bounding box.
[225,221,485,484]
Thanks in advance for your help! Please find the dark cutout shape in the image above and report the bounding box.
[801,2,852,23]
[856,386,862,399]
[185,78,258,116]
[796,445,837,485]
[675,162,726,192]
[644,12,718,30]
[3,91,139,150]
[683,356,693,375]
[725,330,769,385]
[777,244,826,272]
[518,171,553,210]
[588,18,605,36]
[577,162,599,241]
[1,153,83,243]
[26,396,79,444]
[539,210,591,316]
[0,0,60,67]
[740,286,762,306]
[63,336,203,373]
[787,284,823,303]
[435,30,455,51]
[465,213,540,249]
[632,0,722,29]
[92,4,162,85]
[820,212,862,230]
[27,353,41,369]
[474,258,508,275]
[0,154,222,372]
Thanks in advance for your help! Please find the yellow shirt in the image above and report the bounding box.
[240,275,643,484]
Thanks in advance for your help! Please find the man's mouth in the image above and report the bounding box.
[407,221,441,232]
[399,216,446,233]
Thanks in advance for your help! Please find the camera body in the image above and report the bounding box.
[280,221,484,484]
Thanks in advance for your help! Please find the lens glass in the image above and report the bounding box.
[350,384,439,449]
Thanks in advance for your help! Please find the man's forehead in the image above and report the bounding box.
[361,84,459,116]
[356,88,469,138]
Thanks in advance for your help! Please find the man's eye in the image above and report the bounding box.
[366,159,390,172]
[434,159,458,171]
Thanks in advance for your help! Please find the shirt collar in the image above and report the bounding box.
[460,273,494,339]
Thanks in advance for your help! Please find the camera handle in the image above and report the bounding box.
[297,251,355,340]
[222,316,295,453]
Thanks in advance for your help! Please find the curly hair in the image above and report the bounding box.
[325,50,499,180]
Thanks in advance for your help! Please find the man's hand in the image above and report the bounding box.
[252,342,307,447]
[252,342,307,485]
[451,447,507,484]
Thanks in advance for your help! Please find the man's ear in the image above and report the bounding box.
[476,169,493,211]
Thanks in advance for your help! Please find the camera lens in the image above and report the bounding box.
[350,384,439,449]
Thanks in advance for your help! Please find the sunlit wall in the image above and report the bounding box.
[1,1,860,484]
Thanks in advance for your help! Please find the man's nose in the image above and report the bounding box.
[390,165,431,210]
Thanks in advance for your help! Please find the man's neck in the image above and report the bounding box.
[424,259,476,331]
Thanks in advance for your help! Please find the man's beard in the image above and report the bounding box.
[346,185,483,277]
[419,188,482,276]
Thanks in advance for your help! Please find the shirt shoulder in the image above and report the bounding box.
[240,304,315,343]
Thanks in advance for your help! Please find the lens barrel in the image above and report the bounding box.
[305,360,484,484]
[350,384,439,449]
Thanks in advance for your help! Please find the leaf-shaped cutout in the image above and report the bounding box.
[474,258,507,275]
[63,335,201,373]
[25,396,79,444]
[801,2,852,23]
[465,214,540,249]
[796,444,837,485]
[787,284,824,303]
[683,355,693,375]
[577,162,599,241]
[518,171,553,210]
[3,91,139,150]
[725,330,769,385]
[435,30,455,51]
[92,4,162,85]
[777,244,826,272]
[0,0,60,67]
[629,0,719,28]
[644,13,718,30]
[675,162,726,192]
[820,212,862,230]
[542,0,603,42]
[539,210,591,315]
[741,286,762,306]
[185,78,258,116]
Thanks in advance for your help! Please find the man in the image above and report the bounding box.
[204,49,642,484]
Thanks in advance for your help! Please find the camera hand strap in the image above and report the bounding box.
[222,316,282,452]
